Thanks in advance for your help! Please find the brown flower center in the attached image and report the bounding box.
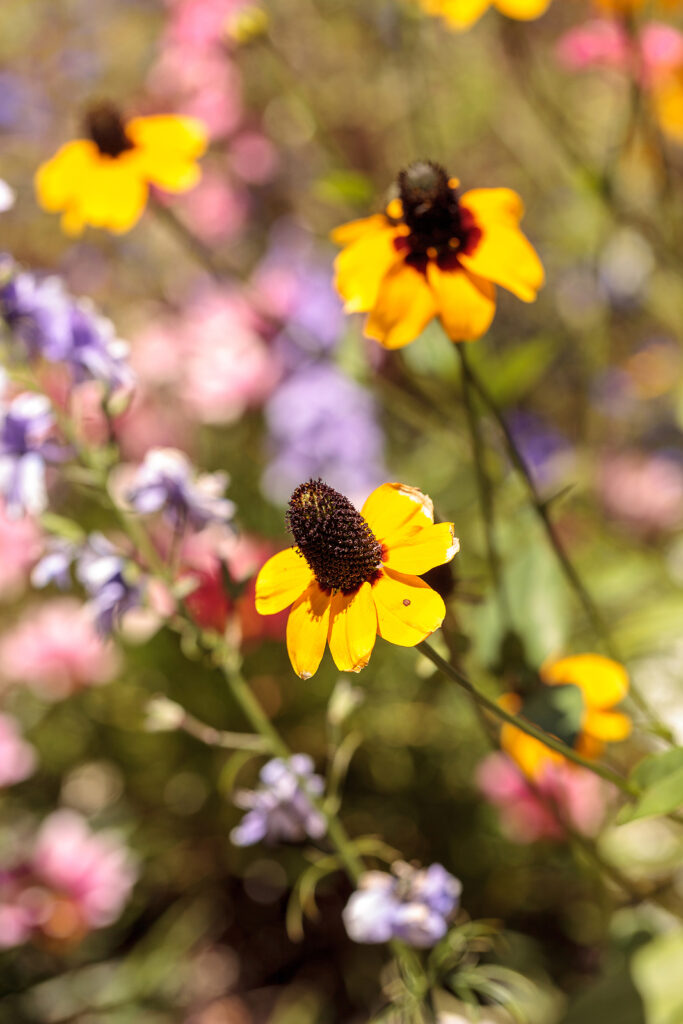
[85,102,134,158]
[395,161,481,272]
[287,479,382,594]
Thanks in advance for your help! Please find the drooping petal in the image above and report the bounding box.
[255,547,313,615]
[494,0,552,19]
[459,190,545,303]
[333,223,403,314]
[426,262,497,342]
[373,568,445,647]
[331,213,392,246]
[383,522,459,576]
[327,582,377,673]
[500,722,565,780]
[541,654,629,711]
[67,155,148,234]
[365,262,438,349]
[362,482,435,545]
[286,583,331,679]
[582,709,632,742]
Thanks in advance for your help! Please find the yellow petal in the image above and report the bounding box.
[126,115,207,193]
[333,222,403,314]
[500,722,565,779]
[286,583,331,679]
[383,522,459,576]
[365,262,437,349]
[459,188,544,303]
[494,0,552,17]
[541,654,629,711]
[34,140,98,213]
[373,568,445,647]
[74,156,148,233]
[426,261,496,342]
[582,709,632,742]
[459,187,525,227]
[255,547,313,615]
[331,213,390,246]
[421,0,491,30]
[327,583,377,673]
[362,482,435,545]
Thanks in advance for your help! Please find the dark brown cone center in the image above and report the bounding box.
[85,103,134,158]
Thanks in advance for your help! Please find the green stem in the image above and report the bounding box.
[459,356,676,746]
[457,345,510,624]
[417,640,638,797]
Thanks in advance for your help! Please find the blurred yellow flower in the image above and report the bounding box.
[332,161,544,349]
[255,480,459,679]
[35,104,207,236]
[653,67,683,144]
[500,654,632,780]
[418,0,551,31]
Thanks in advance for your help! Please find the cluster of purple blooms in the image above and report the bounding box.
[231,755,327,847]
[0,256,133,392]
[343,862,462,949]
[33,533,143,636]
[257,226,386,506]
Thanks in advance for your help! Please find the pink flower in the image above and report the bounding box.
[0,500,42,601]
[32,811,137,930]
[477,753,607,844]
[0,714,36,787]
[229,131,279,185]
[0,598,119,700]
[557,19,683,85]
[130,288,280,426]
[599,451,683,535]
[181,172,249,242]
[164,0,250,53]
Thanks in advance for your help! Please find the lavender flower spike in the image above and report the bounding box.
[230,754,327,847]
[0,390,65,518]
[343,862,462,949]
[127,448,235,531]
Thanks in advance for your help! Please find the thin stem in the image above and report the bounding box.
[149,201,230,282]
[459,356,676,746]
[417,640,638,797]
[457,345,510,624]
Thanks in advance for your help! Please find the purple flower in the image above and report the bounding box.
[76,534,143,635]
[343,862,462,949]
[230,754,327,847]
[263,364,386,507]
[0,390,65,518]
[0,264,72,361]
[127,448,235,531]
[31,537,79,590]
[0,258,133,390]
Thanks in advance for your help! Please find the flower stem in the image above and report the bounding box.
[458,354,676,746]
[456,346,510,625]
[417,640,639,797]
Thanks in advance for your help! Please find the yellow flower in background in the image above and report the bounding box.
[500,654,632,780]
[332,161,544,349]
[255,480,459,679]
[594,0,680,10]
[35,103,207,236]
[418,0,552,31]
[653,67,683,145]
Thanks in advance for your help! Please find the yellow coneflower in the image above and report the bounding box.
[35,103,207,236]
[255,480,459,679]
[500,654,632,779]
[333,161,544,349]
[417,0,552,32]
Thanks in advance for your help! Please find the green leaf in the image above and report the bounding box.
[617,751,683,824]
[468,335,557,405]
[39,512,85,543]
[314,170,374,206]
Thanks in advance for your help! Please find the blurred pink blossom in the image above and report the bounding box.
[130,288,280,426]
[0,714,36,787]
[477,753,607,844]
[149,47,243,138]
[557,20,683,85]
[599,452,683,535]
[164,0,251,53]
[229,131,279,185]
[0,598,119,700]
[116,393,192,462]
[181,171,249,242]
[0,501,42,601]
[0,811,136,948]
[32,811,137,929]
